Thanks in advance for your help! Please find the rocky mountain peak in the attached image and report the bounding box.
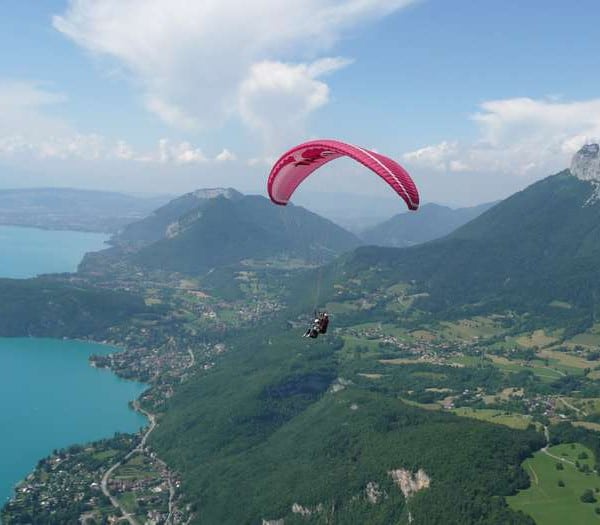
[571,143,600,182]
[190,188,242,200]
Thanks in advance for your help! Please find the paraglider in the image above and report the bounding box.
[267,139,420,339]
[267,139,420,211]
[302,312,329,339]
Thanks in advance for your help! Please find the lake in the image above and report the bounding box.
[0,225,109,279]
[0,338,147,507]
[0,226,145,512]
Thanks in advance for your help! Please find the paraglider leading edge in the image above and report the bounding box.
[267,139,420,211]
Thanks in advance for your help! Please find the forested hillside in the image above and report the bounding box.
[82,191,362,276]
[151,326,542,525]
[0,278,148,337]
[113,188,243,244]
[321,171,600,329]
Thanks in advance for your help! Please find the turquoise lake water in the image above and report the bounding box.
[0,225,109,278]
[0,338,147,507]
[0,227,147,512]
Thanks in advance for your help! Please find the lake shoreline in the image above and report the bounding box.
[0,337,149,513]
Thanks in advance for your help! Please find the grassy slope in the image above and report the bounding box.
[508,444,600,524]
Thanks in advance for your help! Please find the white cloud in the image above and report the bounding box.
[238,58,351,149]
[247,156,274,167]
[114,140,134,160]
[0,81,221,166]
[403,141,459,172]
[403,97,600,179]
[215,148,236,162]
[0,80,70,140]
[156,139,208,164]
[0,81,112,161]
[53,0,415,145]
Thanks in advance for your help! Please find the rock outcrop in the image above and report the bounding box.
[388,468,431,499]
[571,144,600,182]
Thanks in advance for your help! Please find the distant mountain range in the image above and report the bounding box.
[361,201,496,248]
[0,188,170,233]
[82,189,362,275]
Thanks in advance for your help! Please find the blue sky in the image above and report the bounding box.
[2,0,600,207]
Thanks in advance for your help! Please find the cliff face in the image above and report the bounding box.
[571,143,600,182]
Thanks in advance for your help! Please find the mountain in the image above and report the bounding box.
[291,191,414,232]
[322,147,600,328]
[113,187,243,244]
[0,188,169,232]
[133,195,361,273]
[362,201,496,247]
[82,190,362,275]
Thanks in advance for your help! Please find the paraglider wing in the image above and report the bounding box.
[267,139,419,210]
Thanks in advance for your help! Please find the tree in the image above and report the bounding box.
[556,462,564,471]
[558,479,565,487]
[581,489,597,503]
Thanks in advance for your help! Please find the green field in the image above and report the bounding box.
[114,454,158,480]
[439,316,502,340]
[508,443,600,524]
[489,355,566,382]
[452,407,534,430]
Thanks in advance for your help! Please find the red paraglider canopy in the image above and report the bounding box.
[267,139,419,210]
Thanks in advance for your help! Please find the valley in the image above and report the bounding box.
[5,158,600,523]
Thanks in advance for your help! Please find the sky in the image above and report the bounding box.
[2,0,600,209]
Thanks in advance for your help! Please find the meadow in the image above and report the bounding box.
[508,443,600,524]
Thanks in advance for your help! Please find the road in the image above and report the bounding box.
[101,401,158,524]
[540,425,577,466]
[558,397,588,417]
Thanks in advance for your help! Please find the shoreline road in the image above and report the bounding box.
[101,401,158,525]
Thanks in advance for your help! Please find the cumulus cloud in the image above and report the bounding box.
[215,148,236,162]
[53,0,415,145]
[238,58,352,148]
[0,80,235,166]
[0,80,110,160]
[403,141,461,172]
[158,139,207,164]
[403,97,600,178]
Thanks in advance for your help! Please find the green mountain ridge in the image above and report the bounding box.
[83,192,362,275]
[114,187,243,244]
[329,171,600,326]
[362,201,496,247]
[136,195,361,273]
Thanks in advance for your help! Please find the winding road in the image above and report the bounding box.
[540,425,577,467]
[101,402,157,524]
